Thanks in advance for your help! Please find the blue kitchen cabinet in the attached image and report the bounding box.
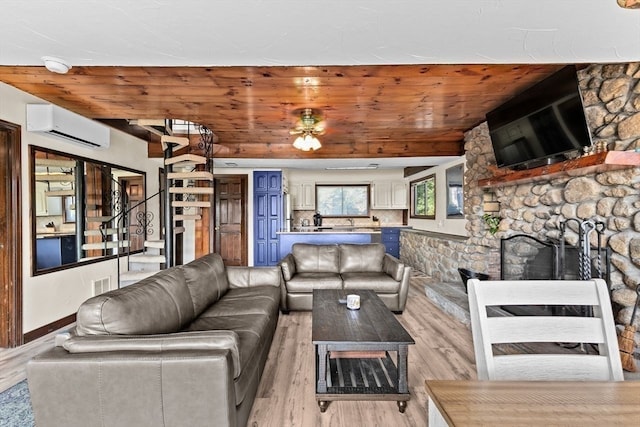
[381,227,401,258]
[254,171,282,266]
[36,234,77,270]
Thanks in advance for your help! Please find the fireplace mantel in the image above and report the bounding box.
[478,151,640,188]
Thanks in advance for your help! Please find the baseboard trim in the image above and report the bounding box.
[24,313,76,343]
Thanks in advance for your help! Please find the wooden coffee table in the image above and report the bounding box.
[312,289,415,412]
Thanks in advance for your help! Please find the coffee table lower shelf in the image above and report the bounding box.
[316,352,410,413]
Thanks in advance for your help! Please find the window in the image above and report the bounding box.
[446,164,464,218]
[410,174,435,219]
[316,184,369,217]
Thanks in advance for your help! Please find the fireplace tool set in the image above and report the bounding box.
[559,218,607,284]
[558,219,607,352]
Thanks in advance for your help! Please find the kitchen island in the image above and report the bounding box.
[277,228,382,261]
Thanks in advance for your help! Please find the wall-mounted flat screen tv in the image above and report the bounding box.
[486,65,593,170]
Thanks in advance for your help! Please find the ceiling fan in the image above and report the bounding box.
[289,108,325,151]
[289,108,326,137]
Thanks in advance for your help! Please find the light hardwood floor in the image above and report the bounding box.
[1,278,476,425]
[246,278,477,426]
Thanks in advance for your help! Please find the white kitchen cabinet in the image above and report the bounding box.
[390,181,408,209]
[372,180,407,209]
[35,181,48,216]
[290,181,315,210]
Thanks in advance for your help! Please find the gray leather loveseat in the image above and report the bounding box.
[279,243,411,313]
[27,253,281,427]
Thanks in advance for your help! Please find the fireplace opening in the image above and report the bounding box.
[500,234,611,316]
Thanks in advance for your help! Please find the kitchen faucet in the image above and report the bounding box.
[347,218,354,226]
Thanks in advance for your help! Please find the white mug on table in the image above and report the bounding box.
[347,294,360,310]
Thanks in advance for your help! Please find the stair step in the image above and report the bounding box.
[165,154,207,166]
[35,174,74,182]
[35,158,77,168]
[129,254,166,264]
[45,190,75,197]
[168,171,213,181]
[144,240,165,249]
[120,270,158,283]
[169,187,214,194]
[172,200,211,208]
[82,241,129,250]
[84,228,126,236]
[161,135,190,150]
[85,216,114,223]
[129,119,171,137]
[174,214,202,221]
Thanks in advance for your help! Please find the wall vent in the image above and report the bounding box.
[92,277,112,296]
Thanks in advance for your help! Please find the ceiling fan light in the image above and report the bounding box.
[293,135,307,150]
[310,136,322,151]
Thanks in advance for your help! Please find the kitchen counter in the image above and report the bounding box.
[281,224,410,233]
[278,229,382,234]
[278,230,383,260]
[36,231,76,238]
[277,225,412,261]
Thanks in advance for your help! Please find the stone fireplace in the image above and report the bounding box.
[404,63,640,356]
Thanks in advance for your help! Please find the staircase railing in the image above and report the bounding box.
[97,189,165,288]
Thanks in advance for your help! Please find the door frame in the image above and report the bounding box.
[213,174,248,265]
[0,119,22,347]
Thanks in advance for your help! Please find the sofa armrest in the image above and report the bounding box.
[61,330,241,378]
[226,266,281,288]
[28,345,237,427]
[278,254,296,281]
[383,254,404,281]
[398,264,412,311]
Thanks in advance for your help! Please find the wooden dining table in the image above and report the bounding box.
[424,380,640,426]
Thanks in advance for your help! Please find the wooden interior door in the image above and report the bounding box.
[0,120,22,347]
[119,175,145,252]
[214,176,247,266]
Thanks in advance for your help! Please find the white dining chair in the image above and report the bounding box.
[467,278,623,381]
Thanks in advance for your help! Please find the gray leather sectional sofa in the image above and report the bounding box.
[279,243,411,313]
[27,253,281,427]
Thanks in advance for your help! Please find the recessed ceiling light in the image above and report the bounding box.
[41,56,72,74]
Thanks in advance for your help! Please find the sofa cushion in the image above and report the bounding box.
[292,243,340,273]
[285,272,343,292]
[199,286,280,318]
[185,313,277,406]
[182,252,229,317]
[339,243,385,273]
[226,266,281,289]
[75,267,194,336]
[342,272,400,293]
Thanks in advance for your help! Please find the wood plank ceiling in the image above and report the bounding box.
[0,64,564,160]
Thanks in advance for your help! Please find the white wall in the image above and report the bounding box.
[0,82,162,333]
[407,157,468,237]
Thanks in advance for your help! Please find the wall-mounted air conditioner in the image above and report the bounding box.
[26,104,110,150]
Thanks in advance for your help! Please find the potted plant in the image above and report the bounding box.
[482,213,500,235]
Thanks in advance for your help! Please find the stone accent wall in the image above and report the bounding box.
[464,63,640,340]
[400,231,468,282]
